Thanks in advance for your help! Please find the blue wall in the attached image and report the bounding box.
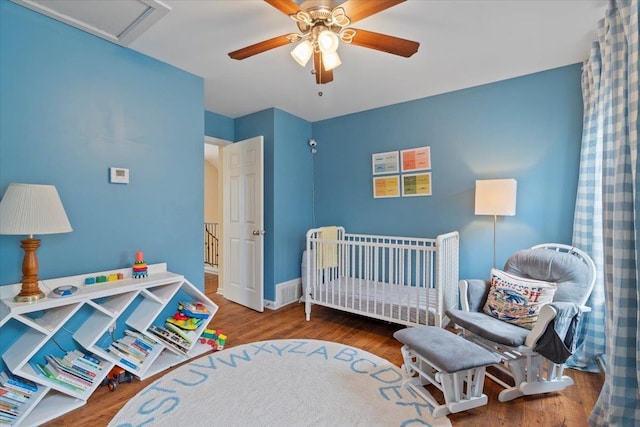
[312,65,584,279]
[0,1,204,288]
[273,110,313,285]
[234,109,312,300]
[205,110,234,141]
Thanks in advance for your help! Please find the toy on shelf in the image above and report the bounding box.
[148,301,212,353]
[101,366,132,392]
[132,251,148,279]
[179,301,211,319]
[199,328,227,351]
[166,311,201,330]
[85,273,124,285]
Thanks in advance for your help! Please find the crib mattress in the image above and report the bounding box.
[309,277,438,325]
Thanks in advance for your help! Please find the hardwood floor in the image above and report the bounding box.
[50,273,604,426]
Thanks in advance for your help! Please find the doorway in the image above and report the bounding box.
[204,136,230,292]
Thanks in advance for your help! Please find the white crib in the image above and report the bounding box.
[303,227,459,327]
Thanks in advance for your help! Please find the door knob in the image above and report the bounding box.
[252,230,265,235]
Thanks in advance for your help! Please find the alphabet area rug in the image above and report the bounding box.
[109,339,451,427]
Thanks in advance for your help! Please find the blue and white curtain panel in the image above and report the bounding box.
[572,0,639,425]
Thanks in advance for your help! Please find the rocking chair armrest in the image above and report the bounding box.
[459,279,491,312]
[524,304,557,348]
[523,302,588,349]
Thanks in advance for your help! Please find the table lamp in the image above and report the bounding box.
[0,183,73,302]
[475,179,517,268]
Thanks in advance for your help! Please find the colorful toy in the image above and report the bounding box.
[101,366,133,392]
[166,314,201,330]
[132,251,148,278]
[199,328,227,351]
[178,301,211,319]
[85,271,127,285]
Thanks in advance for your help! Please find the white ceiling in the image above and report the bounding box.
[21,0,608,123]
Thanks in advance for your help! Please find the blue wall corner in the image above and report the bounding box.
[233,108,313,300]
[205,110,234,141]
[0,1,205,288]
[273,109,313,284]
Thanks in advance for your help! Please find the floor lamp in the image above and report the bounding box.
[0,183,73,302]
[475,179,517,269]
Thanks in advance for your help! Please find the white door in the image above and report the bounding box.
[222,136,264,312]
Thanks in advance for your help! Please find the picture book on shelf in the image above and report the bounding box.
[108,345,141,371]
[45,355,95,385]
[148,325,188,354]
[33,363,86,392]
[0,386,28,404]
[63,350,105,371]
[0,371,37,393]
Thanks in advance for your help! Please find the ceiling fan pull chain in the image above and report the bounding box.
[317,54,323,96]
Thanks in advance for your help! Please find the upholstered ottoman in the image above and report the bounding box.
[394,326,501,418]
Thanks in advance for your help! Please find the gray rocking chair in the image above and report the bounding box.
[446,244,596,402]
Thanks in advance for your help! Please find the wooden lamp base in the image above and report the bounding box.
[14,238,45,302]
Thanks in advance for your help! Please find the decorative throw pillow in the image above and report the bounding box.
[483,268,557,330]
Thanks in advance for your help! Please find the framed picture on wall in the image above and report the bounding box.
[401,146,431,172]
[372,151,400,175]
[373,175,400,198]
[401,172,432,197]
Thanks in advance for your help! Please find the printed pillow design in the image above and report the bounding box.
[483,268,557,330]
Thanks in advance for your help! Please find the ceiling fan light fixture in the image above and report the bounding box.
[291,40,313,67]
[230,0,420,85]
[322,51,342,71]
[317,29,339,54]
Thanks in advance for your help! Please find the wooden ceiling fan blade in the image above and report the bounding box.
[264,0,302,16]
[348,28,419,57]
[339,0,405,24]
[313,52,334,84]
[228,35,294,60]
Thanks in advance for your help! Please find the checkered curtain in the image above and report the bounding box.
[572,1,639,425]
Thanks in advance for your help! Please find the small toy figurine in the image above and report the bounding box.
[133,251,148,278]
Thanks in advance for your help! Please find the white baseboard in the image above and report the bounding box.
[264,278,301,310]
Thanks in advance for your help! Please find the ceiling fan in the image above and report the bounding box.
[228,0,420,85]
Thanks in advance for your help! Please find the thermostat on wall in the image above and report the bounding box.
[110,167,129,184]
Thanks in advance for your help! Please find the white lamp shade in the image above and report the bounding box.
[291,40,313,67]
[0,183,73,235]
[475,179,517,216]
[317,30,339,54]
[322,51,342,71]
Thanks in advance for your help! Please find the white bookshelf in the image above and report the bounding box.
[0,263,218,426]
